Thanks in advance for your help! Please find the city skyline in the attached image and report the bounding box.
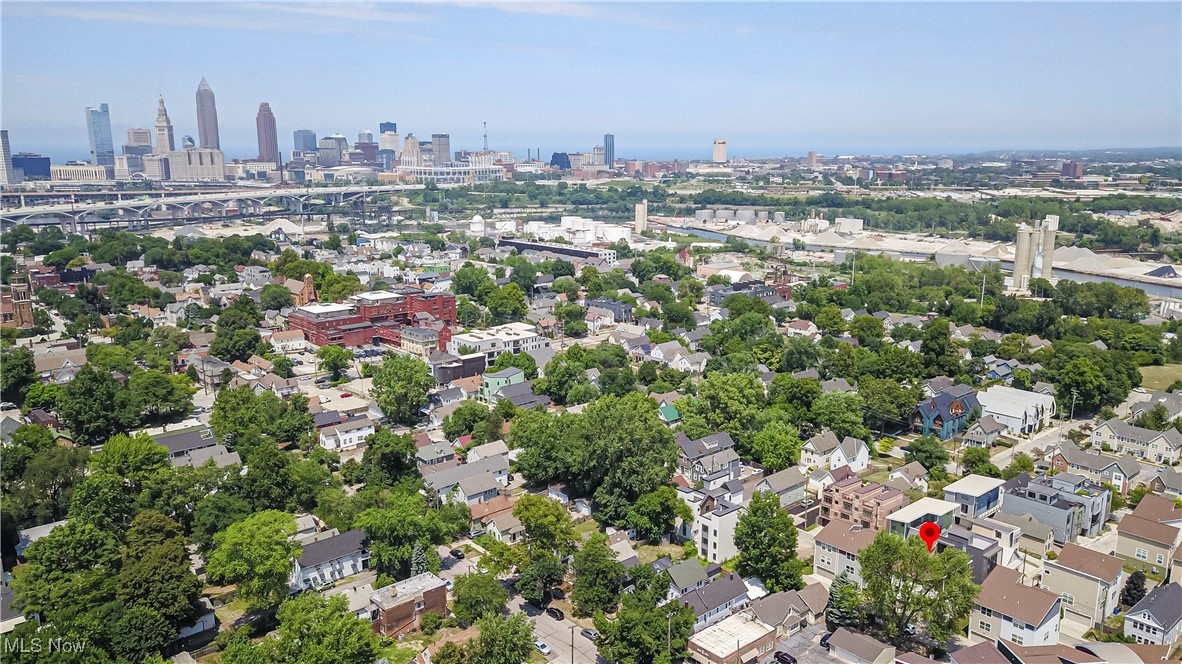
[2,2,1180,162]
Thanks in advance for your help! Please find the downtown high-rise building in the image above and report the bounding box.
[85,103,115,166]
[379,121,397,134]
[0,130,16,185]
[603,133,615,168]
[712,138,727,164]
[431,133,451,165]
[195,78,220,150]
[256,103,279,163]
[358,129,373,144]
[316,137,342,167]
[293,129,317,155]
[154,96,175,155]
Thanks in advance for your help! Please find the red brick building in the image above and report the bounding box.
[287,289,456,349]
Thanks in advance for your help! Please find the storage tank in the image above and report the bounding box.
[715,209,735,221]
[773,211,786,223]
[756,210,768,221]
[736,210,756,223]
[695,210,714,222]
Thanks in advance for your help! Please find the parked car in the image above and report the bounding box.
[534,641,551,657]
[545,607,565,621]
[820,633,832,650]
[580,628,599,641]
[0,402,17,410]
[774,653,797,664]
[549,587,566,600]
[339,392,352,398]
[449,549,465,559]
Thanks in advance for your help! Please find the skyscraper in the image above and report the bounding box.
[316,137,341,167]
[293,130,317,154]
[603,133,615,168]
[401,134,422,167]
[154,96,175,155]
[379,121,397,134]
[256,103,279,163]
[85,103,115,166]
[712,138,727,164]
[0,130,17,185]
[431,134,451,165]
[358,129,373,144]
[195,78,220,149]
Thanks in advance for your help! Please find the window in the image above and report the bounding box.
[415,601,425,610]
[1062,593,1074,606]
[1011,635,1024,646]
[1136,548,1148,561]
[978,621,991,633]
[1156,554,1165,565]
[981,607,993,618]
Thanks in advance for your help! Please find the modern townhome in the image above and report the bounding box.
[1116,495,1182,572]
[1130,391,1182,423]
[813,519,876,586]
[976,385,1056,436]
[819,478,909,531]
[1091,418,1182,465]
[1000,473,1111,542]
[1048,441,1143,494]
[679,484,746,565]
[800,430,870,472]
[1123,582,1182,647]
[910,383,978,440]
[936,523,1005,584]
[886,497,959,539]
[991,513,1055,558]
[289,529,370,592]
[969,567,1062,647]
[1040,543,1124,628]
[943,474,1005,520]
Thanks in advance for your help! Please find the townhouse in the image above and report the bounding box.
[911,384,978,440]
[1040,543,1124,628]
[682,572,750,632]
[1115,495,1182,572]
[1091,418,1182,465]
[977,385,1056,436]
[1000,473,1110,542]
[289,529,371,592]
[820,478,909,531]
[969,567,1062,647]
[1049,441,1143,494]
[813,519,876,586]
[943,474,1005,520]
[800,430,869,472]
[319,417,376,451]
[1124,583,1182,648]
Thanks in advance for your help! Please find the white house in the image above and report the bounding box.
[319,417,375,451]
[800,431,869,472]
[977,385,1056,436]
[1124,582,1182,647]
[969,567,1062,646]
[271,329,308,354]
[289,529,370,592]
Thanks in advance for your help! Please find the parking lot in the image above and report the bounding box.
[768,623,840,664]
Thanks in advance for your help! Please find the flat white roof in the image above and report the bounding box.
[689,613,774,657]
[943,474,1006,496]
[351,291,405,302]
[299,303,353,314]
[887,497,960,524]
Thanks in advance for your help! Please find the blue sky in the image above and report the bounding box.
[3,2,1180,162]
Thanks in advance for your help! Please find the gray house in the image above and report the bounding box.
[1000,473,1110,543]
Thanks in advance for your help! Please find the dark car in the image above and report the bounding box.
[580,628,599,641]
[820,633,832,650]
[549,587,566,600]
[545,607,564,621]
[774,653,797,664]
[449,549,465,559]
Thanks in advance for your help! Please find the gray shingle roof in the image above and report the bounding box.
[298,529,367,567]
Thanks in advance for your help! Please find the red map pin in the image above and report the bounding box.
[918,522,941,552]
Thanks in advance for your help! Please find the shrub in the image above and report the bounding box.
[420,611,444,636]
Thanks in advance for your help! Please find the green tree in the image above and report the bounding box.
[812,391,870,442]
[116,511,202,629]
[486,283,528,320]
[849,315,886,350]
[222,592,378,664]
[191,491,253,553]
[259,283,295,311]
[749,420,803,471]
[626,485,692,542]
[572,532,627,617]
[206,510,300,610]
[734,491,803,592]
[57,365,140,445]
[443,400,490,440]
[492,350,538,379]
[451,572,509,626]
[469,612,536,664]
[1121,570,1147,606]
[859,376,919,434]
[359,429,417,487]
[905,435,950,477]
[594,565,694,664]
[370,354,435,425]
[88,431,170,489]
[109,606,176,663]
[859,530,979,646]
[513,494,577,559]
[826,572,864,632]
[316,344,354,380]
[815,305,846,334]
[129,370,195,422]
[0,346,35,403]
[961,447,1001,478]
[1056,356,1108,414]
[515,553,565,605]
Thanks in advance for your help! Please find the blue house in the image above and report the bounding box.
[911,384,978,440]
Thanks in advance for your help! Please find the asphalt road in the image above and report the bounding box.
[512,595,602,664]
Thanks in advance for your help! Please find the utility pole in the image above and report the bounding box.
[979,268,987,307]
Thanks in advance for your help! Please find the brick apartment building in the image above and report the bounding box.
[820,477,909,531]
[288,288,455,349]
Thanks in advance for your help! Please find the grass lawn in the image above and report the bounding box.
[637,541,685,565]
[863,471,890,485]
[1140,364,1182,390]
[378,636,430,663]
[573,518,601,537]
[213,598,249,628]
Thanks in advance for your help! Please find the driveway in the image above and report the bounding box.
[512,596,602,663]
[766,622,840,663]
[436,544,482,583]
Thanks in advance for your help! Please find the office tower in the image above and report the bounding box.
[400,134,422,167]
[0,130,16,185]
[379,121,397,134]
[256,103,280,163]
[12,152,50,179]
[592,146,605,166]
[124,127,153,156]
[316,137,341,167]
[182,135,196,149]
[168,147,225,181]
[114,154,144,180]
[379,131,400,151]
[142,154,170,180]
[1012,215,1059,290]
[293,129,317,154]
[431,134,451,166]
[634,199,648,233]
[85,103,115,166]
[1061,161,1083,178]
[154,96,175,155]
[712,138,727,164]
[806,150,818,168]
[195,78,220,149]
[603,133,615,167]
[358,129,373,144]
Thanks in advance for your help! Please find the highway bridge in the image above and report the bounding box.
[0,184,424,230]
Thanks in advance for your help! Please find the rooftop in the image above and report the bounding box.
[887,497,959,524]
[688,613,774,658]
[944,474,1006,496]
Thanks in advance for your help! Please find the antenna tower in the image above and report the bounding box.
[483,122,488,151]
